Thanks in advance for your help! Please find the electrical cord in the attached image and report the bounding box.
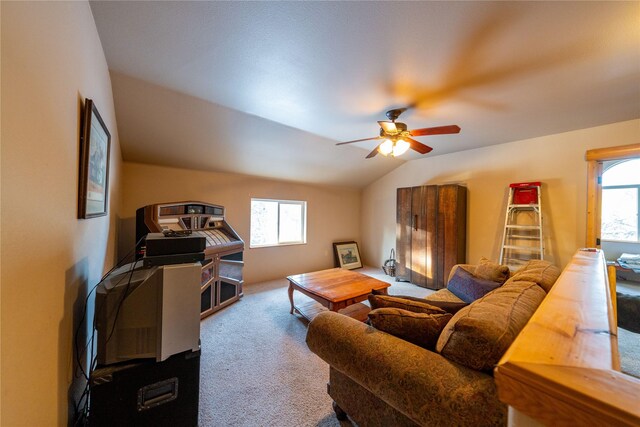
[74,230,199,424]
[103,260,139,345]
[72,236,145,426]
[73,238,142,381]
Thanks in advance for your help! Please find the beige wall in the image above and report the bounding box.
[121,162,361,284]
[361,119,640,271]
[1,2,121,425]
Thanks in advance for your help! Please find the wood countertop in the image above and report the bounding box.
[494,249,640,426]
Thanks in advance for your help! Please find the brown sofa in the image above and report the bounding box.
[306,260,561,426]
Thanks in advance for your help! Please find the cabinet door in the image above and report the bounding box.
[410,186,428,287]
[396,187,413,282]
[409,186,438,288]
[423,185,439,289]
[437,185,467,289]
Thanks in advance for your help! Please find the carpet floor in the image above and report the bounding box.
[198,267,426,426]
[197,267,639,426]
[619,327,640,379]
[616,280,640,378]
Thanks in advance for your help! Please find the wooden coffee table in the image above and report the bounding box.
[287,268,390,322]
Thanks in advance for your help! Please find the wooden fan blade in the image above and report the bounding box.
[378,121,397,134]
[405,137,433,155]
[410,125,461,137]
[336,136,381,146]
[366,144,381,159]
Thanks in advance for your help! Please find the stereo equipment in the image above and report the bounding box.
[145,232,206,256]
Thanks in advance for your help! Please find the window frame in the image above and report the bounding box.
[249,198,307,248]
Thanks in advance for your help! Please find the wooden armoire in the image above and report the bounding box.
[396,184,467,289]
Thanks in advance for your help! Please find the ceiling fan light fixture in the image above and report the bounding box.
[379,139,393,156]
[393,139,410,156]
[337,108,458,159]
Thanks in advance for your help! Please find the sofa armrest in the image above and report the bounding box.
[306,311,505,426]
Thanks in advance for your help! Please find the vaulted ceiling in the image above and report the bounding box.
[90,1,640,188]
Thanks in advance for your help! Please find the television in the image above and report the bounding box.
[95,260,201,366]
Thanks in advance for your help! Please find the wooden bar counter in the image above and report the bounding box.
[494,249,640,426]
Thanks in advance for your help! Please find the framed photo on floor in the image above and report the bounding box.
[333,241,363,270]
[78,99,111,219]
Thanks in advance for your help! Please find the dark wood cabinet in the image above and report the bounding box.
[396,184,467,289]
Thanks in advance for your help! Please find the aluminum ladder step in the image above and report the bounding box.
[505,225,541,230]
[508,204,540,209]
[502,245,542,252]
[506,235,541,240]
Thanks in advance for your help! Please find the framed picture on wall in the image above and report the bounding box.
[333,241,363,270]
[78,99,111,219]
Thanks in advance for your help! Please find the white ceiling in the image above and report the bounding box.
[90,1,640,188]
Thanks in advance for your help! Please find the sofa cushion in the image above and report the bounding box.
[368,308,452,350]
[423,288,465,302]
[393,294,469,314]
[446,267,503,303]
[368,294,446,315]
[436,280,546,371]
[474,257,510,283]
[510,259,561,293]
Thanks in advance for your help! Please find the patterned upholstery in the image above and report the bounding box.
[368,294,447,314]
[305,260,560,426]
[436,280,546,371]
[423,288,465,302]
[509,259,561,293]
[368,308,452,349]
[474,257,511,283]
[306,311,507,426]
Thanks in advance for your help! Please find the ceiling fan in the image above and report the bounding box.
[336,108,460,159]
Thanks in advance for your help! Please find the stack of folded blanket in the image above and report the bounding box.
[617,253,640,273]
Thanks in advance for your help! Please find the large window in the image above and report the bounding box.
[601,159,640,242]
[250,198,307,248]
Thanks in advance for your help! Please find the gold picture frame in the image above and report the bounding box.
[333,241,363,270]
[78,99,111,219]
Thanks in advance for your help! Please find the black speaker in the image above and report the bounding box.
[89,350,200,427]
[145,233,206,256]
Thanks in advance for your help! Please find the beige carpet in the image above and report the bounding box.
[619,328,640,379]
[616,281,640,378]
[198,267,426,426]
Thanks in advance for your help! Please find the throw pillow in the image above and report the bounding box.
[368,308,452,349]
[509,259,561,293]
[385,294,469,314]
[447,267,502,303]
[367,294,446,315]
[474,257,510,283]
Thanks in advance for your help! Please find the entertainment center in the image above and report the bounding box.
[86,201,243,426]
[90,236,205,426]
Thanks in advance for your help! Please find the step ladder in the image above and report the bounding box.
[499,182,543,270]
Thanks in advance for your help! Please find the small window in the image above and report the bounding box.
[601,159,640,242]
[250,199,307,248]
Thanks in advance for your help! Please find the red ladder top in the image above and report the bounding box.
[510,181,541,188]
